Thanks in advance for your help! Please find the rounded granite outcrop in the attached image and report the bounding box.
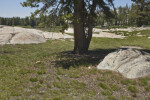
[0,26,73,45]
[97,49,150,79]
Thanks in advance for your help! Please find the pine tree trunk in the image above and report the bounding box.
[73,0,87,54]
[73,0,96,54]
[73,23,88,54]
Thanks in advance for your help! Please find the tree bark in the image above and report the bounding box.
[73,0,87,54]
[73,0,96,54]
[86,0,97,50]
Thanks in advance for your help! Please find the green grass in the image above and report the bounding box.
[98,83,109,90]
[16,25,33,28]
[107,96,117,100]
[0,29,150,99]
[101,90,113,96]
[110,85,120,91]
[120,79,136,85]
[128,85,137,93]
[95,25,129,29]
[30,78,38,82]
[109,29,150,37]
[139,78,149,86]
[37,26,63,32]
[145,85,150,91]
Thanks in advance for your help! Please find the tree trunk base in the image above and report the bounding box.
[73,46,88,55]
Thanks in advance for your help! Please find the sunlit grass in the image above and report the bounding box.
[0,30,150,99]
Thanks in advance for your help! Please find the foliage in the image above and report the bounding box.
[0,17,37,27]
[96,0,150,27]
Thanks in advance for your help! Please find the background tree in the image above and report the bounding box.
[24,17,30,26]
[131,0,150,26]
[117,5,130,26]
[30,14,36,27]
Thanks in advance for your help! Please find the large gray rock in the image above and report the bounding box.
[65,28,74,34]
[0,26,74,45]
[10,32,46,44]
[43,32,73,39]
[1,26,14,34]
[0,25,4,28]
[0,33,12,45]
[0,26,46,44]
[97,49,150,79]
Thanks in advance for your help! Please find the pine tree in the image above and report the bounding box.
[22,0,114,54]
[131,0,150,26]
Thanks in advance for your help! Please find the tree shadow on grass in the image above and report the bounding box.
[54,49,117,69]
[54,48,150,69]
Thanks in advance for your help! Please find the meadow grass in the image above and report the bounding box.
[0,30,150,99]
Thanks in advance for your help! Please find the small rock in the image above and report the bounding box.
[65,28,74,34]
[137,32,141,35]
[137,35,143,37]
[36,61,41,64]
[88,67,91,69]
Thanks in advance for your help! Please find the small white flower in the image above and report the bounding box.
[36,61,41,64]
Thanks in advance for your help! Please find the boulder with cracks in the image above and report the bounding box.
[97,49,150,79]
[0,26,73,45]
[0,33,12,44]
[10,32,46,44]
